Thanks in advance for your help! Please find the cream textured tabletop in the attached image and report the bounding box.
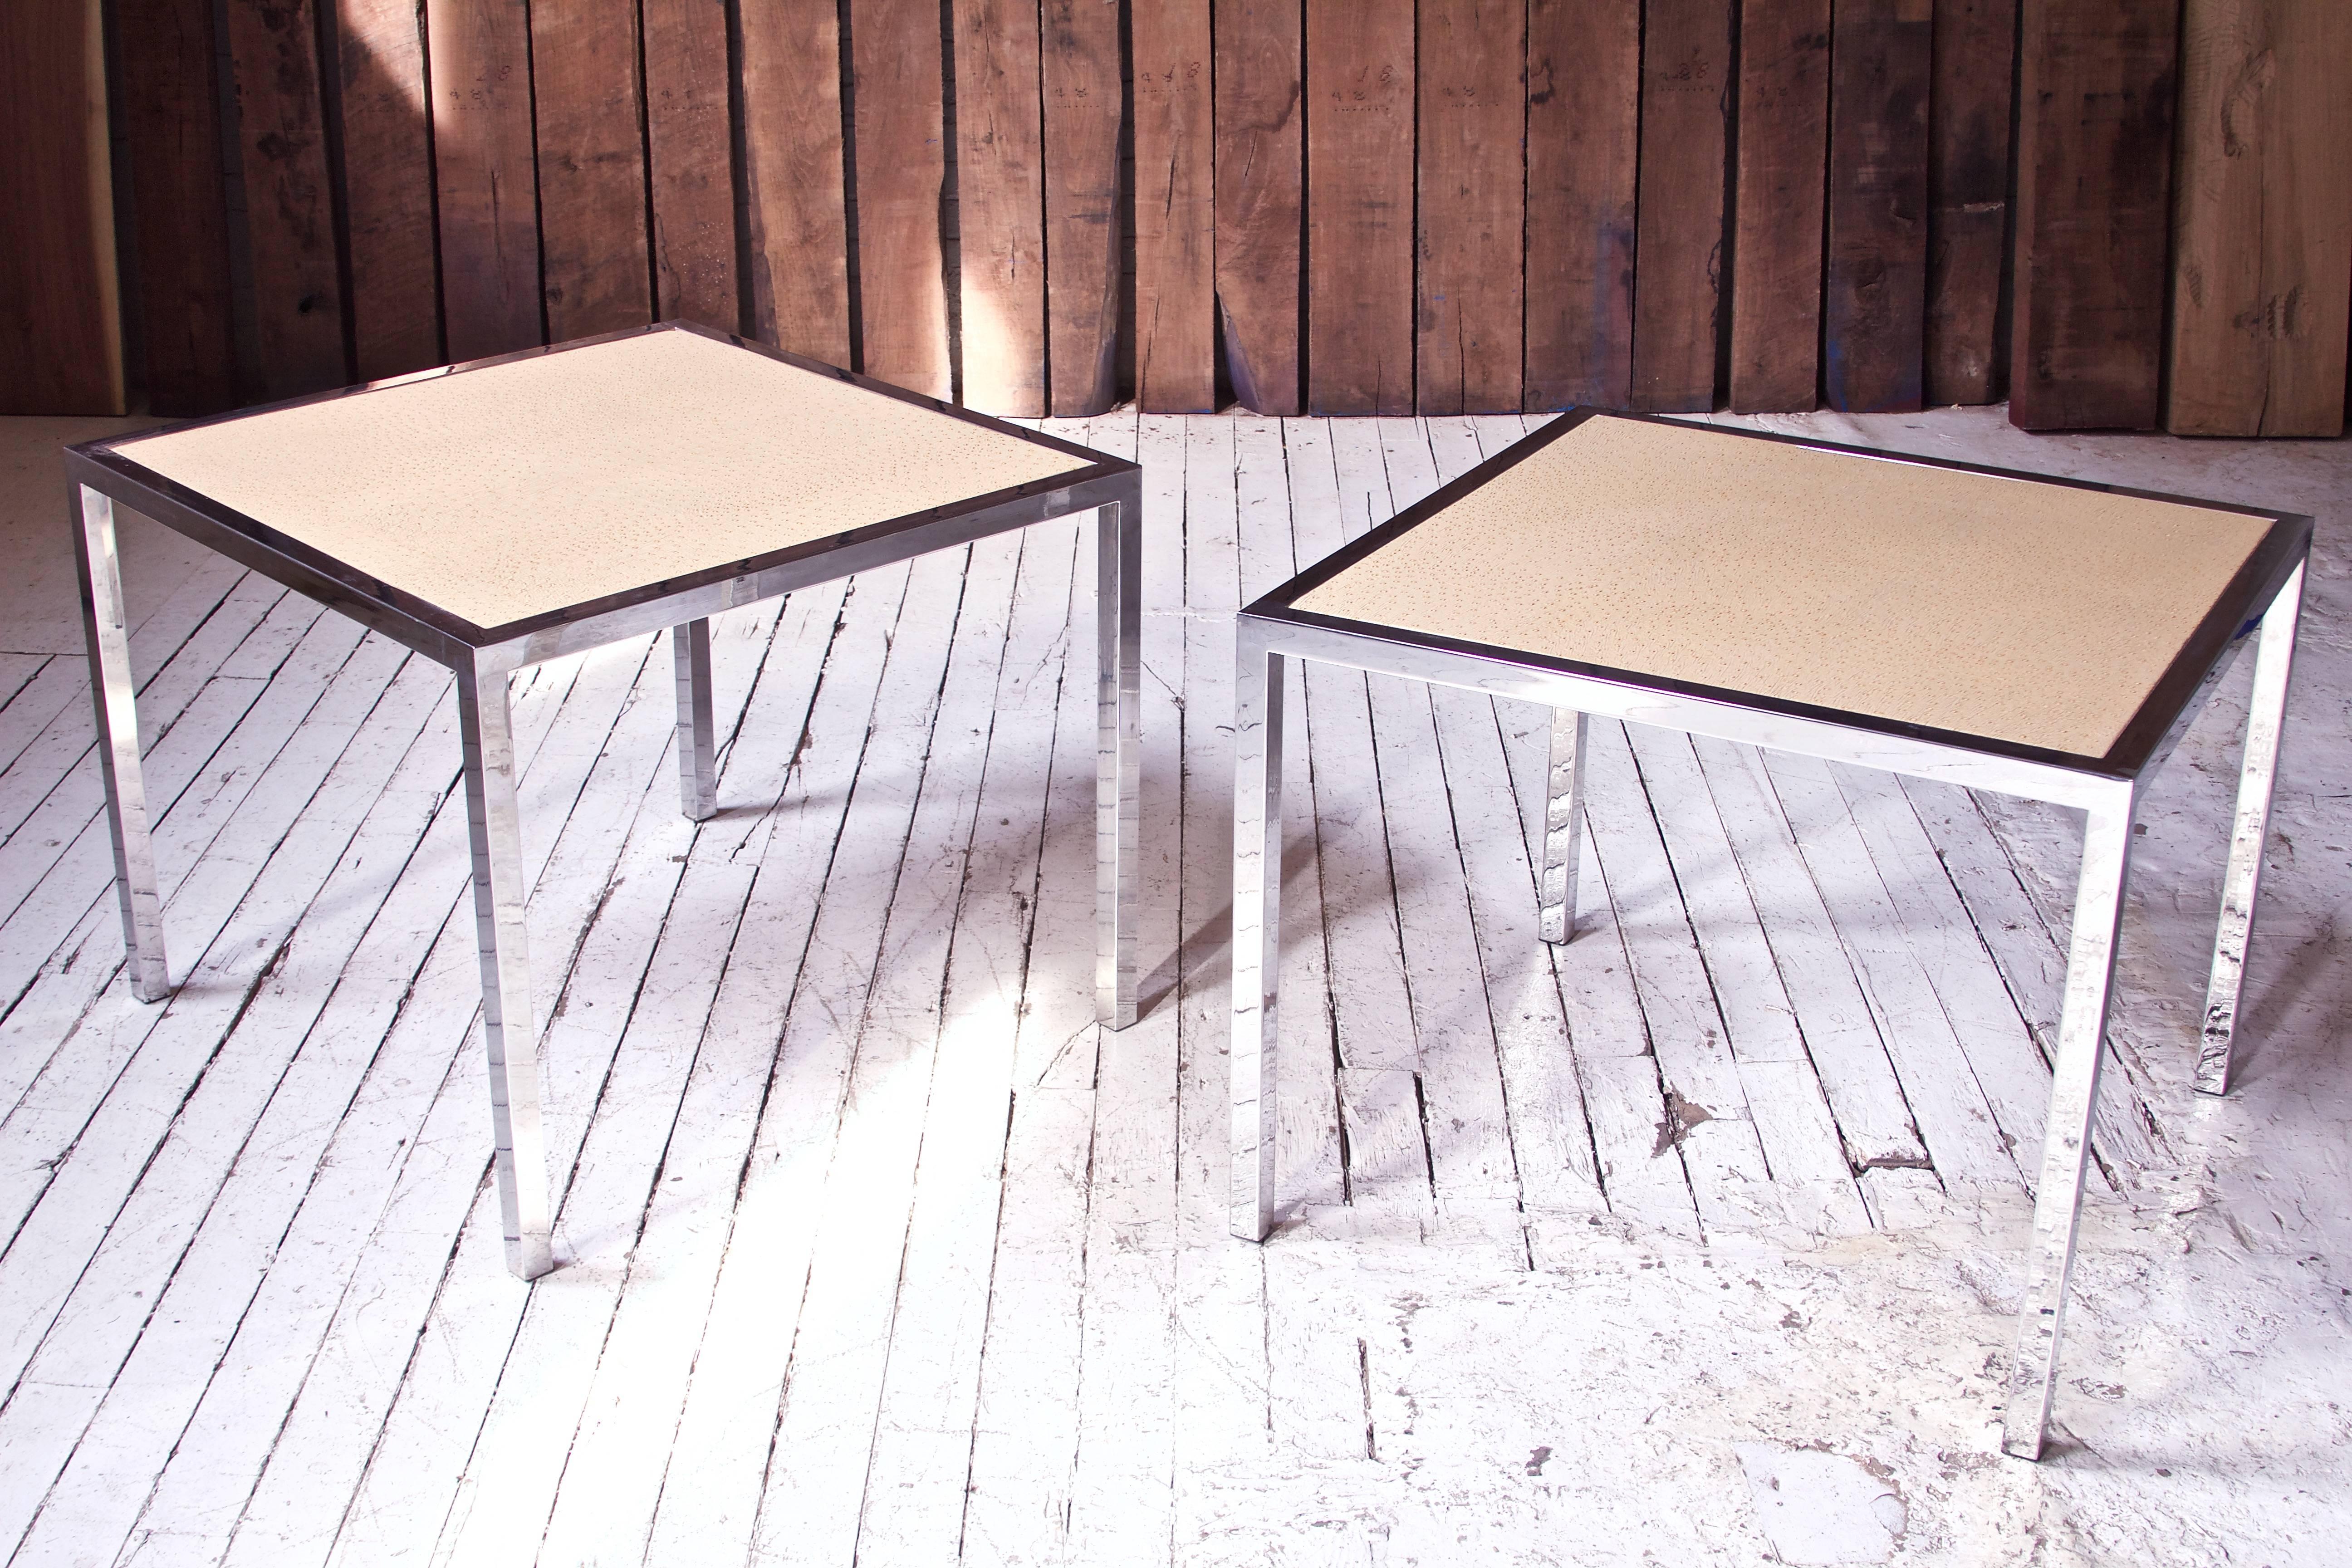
[113,330,1092,631]
[1290,415,2269,759]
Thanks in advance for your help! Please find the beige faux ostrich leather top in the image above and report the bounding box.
[1290,415,2269,759]
[113,329,1093,631]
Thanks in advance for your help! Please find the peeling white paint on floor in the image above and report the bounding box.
[0,403,2344,1565]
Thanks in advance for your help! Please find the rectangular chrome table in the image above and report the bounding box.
[68,322,1142,1281]
[1228,410,2308,1460]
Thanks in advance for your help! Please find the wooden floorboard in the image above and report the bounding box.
[0,411,2246,1565]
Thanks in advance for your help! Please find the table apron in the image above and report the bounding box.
[1243,614,2135,814]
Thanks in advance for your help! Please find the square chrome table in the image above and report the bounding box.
[1228,410,2308,1460]
[67,322,1142,1282]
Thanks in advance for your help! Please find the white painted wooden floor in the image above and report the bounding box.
[1,407,2348,1566]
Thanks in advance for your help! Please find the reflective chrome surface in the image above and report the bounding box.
[73,485,171,1003]
[1229,621,1284,1241]
[673,618,718,821]
[1539,708,1588,945]
[1096,488,1143,1030]
[456,661,556,1280]
[2198,559,2305,1096]
[2003,788,2136,1460]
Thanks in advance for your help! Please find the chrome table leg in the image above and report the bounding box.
[1230,620,1286,1242]
[456,660,556,1280]
[72,485,171,1003]
[1096,488,1142,1029]
[2004,789,2136,1460]
[1538,708,1589,944]
[673,617,718,822]
[2197,560,2305,1096]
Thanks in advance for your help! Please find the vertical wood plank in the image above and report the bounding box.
[1305,0,1414,415]
[1524,0,1638,410]
[336,0,444,378]
[644,0,739,330]
[1926,0,2017,405]
[1415,0,1524,414]
[531,0,652,342]
[2166,0,2352,436]
[118,0,240,414]
[952,0,1048,414]
[1212,0,1303,414]
[851,0,951,395]
[223,0,350,396]
[427,0,544,360]
[1042,0,1123,415]
[2009,0,2180,431]
[741,0,852,364]
[1133,0,1216,412]
[1822,0,1931,413]
[1727,0,1831,412]
[1631,0,1732,412]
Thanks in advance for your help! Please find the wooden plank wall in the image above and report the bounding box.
[96,0,2349,432]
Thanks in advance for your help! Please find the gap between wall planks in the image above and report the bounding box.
[103,0,2351,432]
[1631,0,1733,414]
[2009,0,2181,431]
[1043,0,1125,416]
[1416,0,1525,416]
[1524,0,1639,411]
[1926,0,2016,406]
[1822,0,1932,414]
[2165,0,2352,437]
[1728,0,1831,414]
[1132,0,1217,413]
[1305,0,1414,416]
[1212,0,1303,416]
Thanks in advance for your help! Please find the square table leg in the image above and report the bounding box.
[1097,490,1142,1029]
[2197,559,2305,1097]
[456,661,556,1280]
[72,484,171,1004]
[1539,708,1589,944]
[673,617,718,822]
[2003,789,2136,1460]
[1229,621,1285,1242]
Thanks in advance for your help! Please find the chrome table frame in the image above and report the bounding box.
[1227,409,2310,1460]
[67,321,1143,1283]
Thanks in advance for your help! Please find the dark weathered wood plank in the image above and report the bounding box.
[1133,0,1216,412]
[1926,0,2016,405]
[427,0,544,360]
[742,0,851,364]
[532,0,652,341]
[2009,0,2180,431]
[1416,0,1524,414]
[1524,0,1638,410]
[1305,0,1414,415]
[222,0,349,396]
[644,0,739,330]
[1728,0,1830,413]
[852,0,951,395]
[117,0,240,414]
[2166,0,2352,436]
[0,0,123,415]
[1212,0,1303,414]
[1822,0,1931,413]
[335,0,443,378]
[953,0,1048,414]
[1630,0,1731,412]
[1042,0,1123,415]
